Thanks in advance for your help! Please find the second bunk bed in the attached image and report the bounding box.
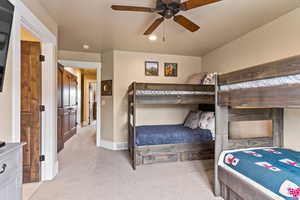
[128,82,215,169]
[214,55,300,200]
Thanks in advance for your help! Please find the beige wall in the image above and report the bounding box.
[101,51,114,141]
[58,50,101,63]
[202,7,300,150]
[113,50,202,143]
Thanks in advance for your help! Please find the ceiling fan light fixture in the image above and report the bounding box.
[148,35,158,41]
[83,44,90,50]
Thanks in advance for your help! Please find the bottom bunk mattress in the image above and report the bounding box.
[136,124,213,146]
[219,147,300,200]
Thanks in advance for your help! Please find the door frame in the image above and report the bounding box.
[9,0,58,181]
[58,60,102,147]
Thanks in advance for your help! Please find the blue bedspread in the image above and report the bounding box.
[223,148,300,200]
[136,124,212,146]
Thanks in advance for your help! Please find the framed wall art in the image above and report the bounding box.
[164,63,178,77]
[145,61,159,76]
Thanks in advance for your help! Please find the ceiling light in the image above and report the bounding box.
[83,44,90,50]
[148,35,157,41]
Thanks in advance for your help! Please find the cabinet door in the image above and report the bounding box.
[63,72,70,107]
[70,110,77,131]
[57,109,64,152]
[0,173,22,200]
[57,65,63,108]
[62,111,70,138]
[70,76,77,107]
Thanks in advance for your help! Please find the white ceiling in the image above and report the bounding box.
[39,0,300,56]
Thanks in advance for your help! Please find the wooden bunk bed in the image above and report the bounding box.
[128,82,215,170]
[214,55,300,200]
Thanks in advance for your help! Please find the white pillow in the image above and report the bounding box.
[199,112,215,138]
[202,73,216,85]
[184,111,202,129]
[206,116,215,139]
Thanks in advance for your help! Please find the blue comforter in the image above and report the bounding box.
[136,124,212,146]
[223,148,300,200]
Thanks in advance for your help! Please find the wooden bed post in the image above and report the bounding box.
[214,75,229,196]
[272,108,284,147]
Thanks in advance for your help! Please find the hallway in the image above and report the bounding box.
[31,126,220,200]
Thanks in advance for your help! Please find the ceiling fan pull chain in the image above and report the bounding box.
[163,20,167,42]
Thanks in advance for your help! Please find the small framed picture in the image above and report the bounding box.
[145,61,159,76]
[101,80,112,96]
[164,63,178,77]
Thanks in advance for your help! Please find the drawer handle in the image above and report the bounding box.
[0,164,7,174]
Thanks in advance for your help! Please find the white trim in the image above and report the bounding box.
[58,60,100,69]
[58,60,102,148]
[41,43,57,181]
[10,6,21,143]
[9,0,58,181]
[96,63,102,147]
[100,140,128,150]
[15,1,56,44]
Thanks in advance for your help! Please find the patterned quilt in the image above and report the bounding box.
[222,148,300,200]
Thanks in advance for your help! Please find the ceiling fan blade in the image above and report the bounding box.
[144,17,165,35]
[174,15,200,32]
[111,5,154,12]
[181,0,221,11]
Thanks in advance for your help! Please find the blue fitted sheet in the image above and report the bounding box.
[222,148,300,200]
[136,124,213,146]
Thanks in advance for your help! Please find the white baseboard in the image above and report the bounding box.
[54,160,59,177]
[100,140,128,150]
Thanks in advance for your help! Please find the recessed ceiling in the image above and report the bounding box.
[39,0,300,56]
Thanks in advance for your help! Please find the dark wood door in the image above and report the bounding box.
[57,66,78,148]
[21,41,42,183]
[57,65,64,152]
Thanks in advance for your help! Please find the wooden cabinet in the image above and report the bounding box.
[57,64,78,152]
[0,144,23,200]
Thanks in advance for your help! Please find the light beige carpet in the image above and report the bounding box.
[31,126,222,200]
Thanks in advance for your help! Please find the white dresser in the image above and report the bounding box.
[0,143,23,200]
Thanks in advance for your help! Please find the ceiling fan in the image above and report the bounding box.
[111,0,221,35]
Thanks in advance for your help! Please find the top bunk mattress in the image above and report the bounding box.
[220,74,300,91]
[219,147,300,200]
[136,124,213,146]
[135,90,214,96]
